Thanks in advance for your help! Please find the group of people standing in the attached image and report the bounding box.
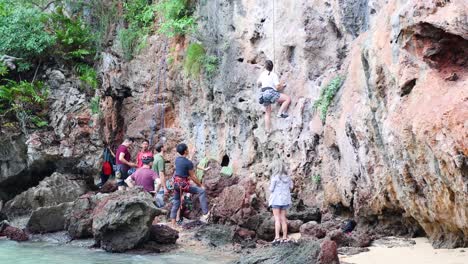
[100,138,210,228]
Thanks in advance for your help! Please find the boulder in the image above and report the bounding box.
[257,217,275,241]
[0,221,28,241]
[194,224,235,247]
[27,202,73,233]
[327,229,372,248]
[289,207,322,223]
[318,240,340,264]
[241,213,269,231]
[92,188,157,252]
[4,172,91,217]
[288,219,304,233]
[149,224,179,244]
[234,227,256,241]
[202,160,239,197]
[67,193,102,239]
[211,177,257,225]
[300,221,327,239]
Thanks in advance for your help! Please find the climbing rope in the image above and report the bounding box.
[149,39,169,146]
[272,0,276,66]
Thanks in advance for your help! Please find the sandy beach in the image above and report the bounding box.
[340,237,468,264]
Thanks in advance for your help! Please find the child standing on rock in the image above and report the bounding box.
[269,160,293,245]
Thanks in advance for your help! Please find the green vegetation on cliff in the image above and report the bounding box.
[0,0,55,71]
[184,43,218,78]
[0,0,98,129]
[156,0,195,37]
[0,79,49,131]
[118,0,157,61]
[314,76,344,121]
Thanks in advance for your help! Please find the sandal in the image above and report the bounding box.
[272,238,281,246]
[281,238,292,244]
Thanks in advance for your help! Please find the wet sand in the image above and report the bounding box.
[340,237,468,264]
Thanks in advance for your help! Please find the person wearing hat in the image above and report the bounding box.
[125,154,158,193]
[170,143,210,227]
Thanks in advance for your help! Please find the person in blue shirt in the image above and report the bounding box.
[170,143,210,228]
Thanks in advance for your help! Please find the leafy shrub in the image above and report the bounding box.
[156,0,195,37]
[0,0,55,70]
[313,76,344,121]
[47,6,95,61]
[90,0,119,54]
[0,80,49,131]
[118,0,156,61]
[0,63,7,76]
[75,63,98,89]
[184,43,218,78]
[184,43,204,77]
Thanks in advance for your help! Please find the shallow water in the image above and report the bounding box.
[0,240,228,264]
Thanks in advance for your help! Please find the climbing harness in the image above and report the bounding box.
[173,176,191,211]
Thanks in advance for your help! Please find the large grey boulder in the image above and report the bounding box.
[149,224,179,244]
[67,193,103,239]
[3,172,91,217]
[92,188,158,252]
[26,202,73,233]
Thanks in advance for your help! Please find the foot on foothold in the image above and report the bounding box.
[277,113,289,118]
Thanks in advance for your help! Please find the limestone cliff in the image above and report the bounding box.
[1,0,466,248]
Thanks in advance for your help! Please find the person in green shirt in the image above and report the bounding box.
[152,142,168,194]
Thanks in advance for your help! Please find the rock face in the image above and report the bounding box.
[3,172,91,217]
[67,193,101,239]
[1,68,103,202]
[26,202,73,233]
[92,189,158,252]
[99,0,464,248]
[3,0,465,250]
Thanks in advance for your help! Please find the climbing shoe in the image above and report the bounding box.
[277,113,289,118]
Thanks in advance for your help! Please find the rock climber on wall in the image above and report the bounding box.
[257,60,291,133]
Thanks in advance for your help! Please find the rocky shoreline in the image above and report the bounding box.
[0,166,373,263]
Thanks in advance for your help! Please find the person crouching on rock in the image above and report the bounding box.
[125,154,158,194]
[269,160,293,245]
[257,60,291,133]
[170,143,210,228]
[116,137,138,191]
